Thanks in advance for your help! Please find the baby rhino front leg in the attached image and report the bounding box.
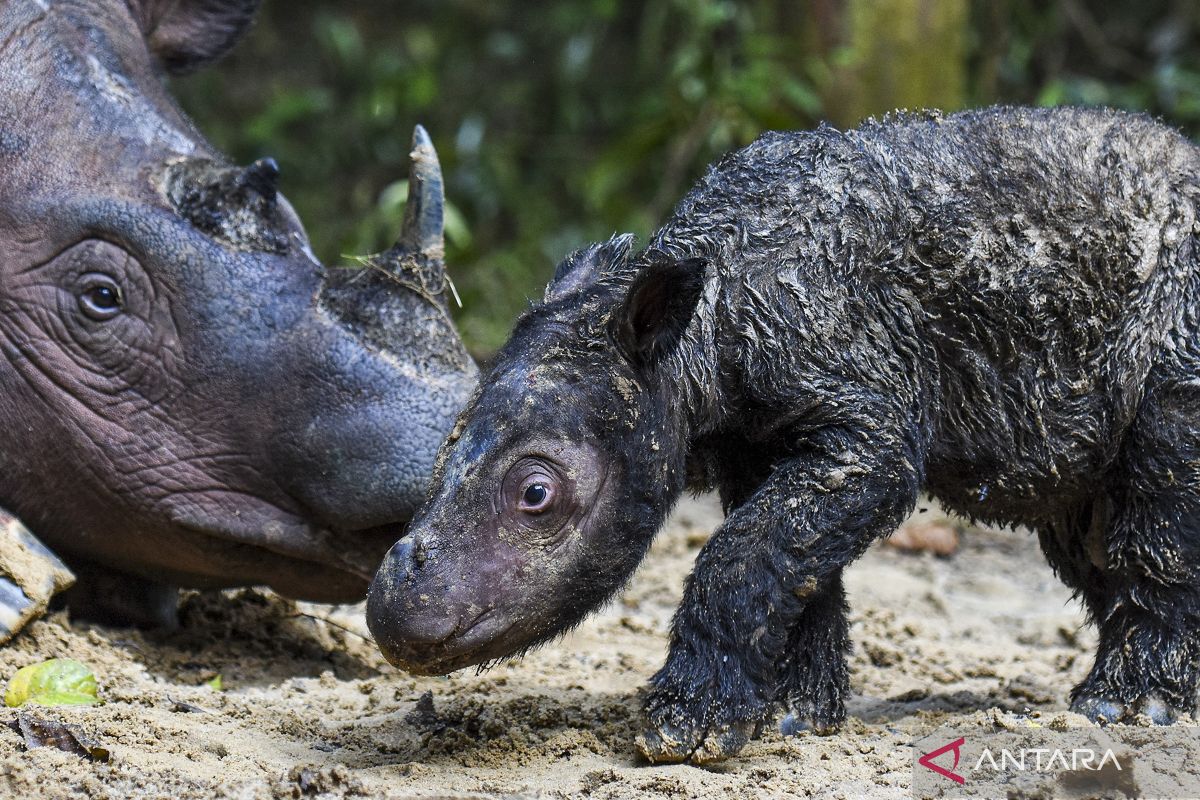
[0,509,74,643]
[637,427,922,764]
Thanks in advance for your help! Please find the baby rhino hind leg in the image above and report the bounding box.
[1068,369,1200,724]
[777,573,850,736]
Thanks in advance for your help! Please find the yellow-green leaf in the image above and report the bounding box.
[21,691,98,707]
[205,675,223,692]
[5,659,99,708]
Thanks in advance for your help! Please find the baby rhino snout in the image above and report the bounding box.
[366,535,460,673]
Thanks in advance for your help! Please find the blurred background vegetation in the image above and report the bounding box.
[175,0,1200,355]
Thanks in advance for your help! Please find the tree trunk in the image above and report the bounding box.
[813,0,969,128]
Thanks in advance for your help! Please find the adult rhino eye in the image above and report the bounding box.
[78,275,123,321]
[519,481,554,514]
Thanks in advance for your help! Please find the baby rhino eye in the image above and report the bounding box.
[518,480,555,514]
[507,459,561,517]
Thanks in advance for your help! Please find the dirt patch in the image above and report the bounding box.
[0,496,1122,798]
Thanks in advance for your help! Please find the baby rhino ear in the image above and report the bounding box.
[128,0,262,74]
[545,233,636,302]
[613,254,706,368]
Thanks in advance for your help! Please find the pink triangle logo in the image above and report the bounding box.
[919,737,967,784]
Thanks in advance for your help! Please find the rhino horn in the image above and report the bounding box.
[333,127,450,308]
[393,125,445,264]
[238,157,280,202]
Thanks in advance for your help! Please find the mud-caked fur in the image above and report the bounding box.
[380,105,1200,763]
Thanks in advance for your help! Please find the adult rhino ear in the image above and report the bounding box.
[545,233,636,302]
[612,253,705,368]
[127,0,261,74]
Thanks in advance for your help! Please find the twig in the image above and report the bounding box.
[289,610,375,644]
[339,255,461,326]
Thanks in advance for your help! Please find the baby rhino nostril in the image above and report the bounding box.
[384,533,435,580]
[370,537,417,591]
[391,537,415,575]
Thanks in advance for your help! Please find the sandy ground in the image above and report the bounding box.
[0,496,1109,799]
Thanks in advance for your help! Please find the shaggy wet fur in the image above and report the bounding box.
[373,105,1200,763]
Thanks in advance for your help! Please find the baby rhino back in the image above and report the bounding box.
[863,107,1200,518]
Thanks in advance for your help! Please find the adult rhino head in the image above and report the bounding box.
[0,0,476,628]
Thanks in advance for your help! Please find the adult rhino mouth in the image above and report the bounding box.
[187,521,400,603]
[162,490,404,602]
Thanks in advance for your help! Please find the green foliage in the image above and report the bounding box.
[173,0,1200,353]
[977,0,1200,134]
[174,0,821,352]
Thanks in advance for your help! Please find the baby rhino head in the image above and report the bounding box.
[367,236,707,673]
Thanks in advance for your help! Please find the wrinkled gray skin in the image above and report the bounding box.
[370,106,1200,763]
[0,0,476,635]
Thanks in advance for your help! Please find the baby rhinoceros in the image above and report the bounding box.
[368,106,1200,763]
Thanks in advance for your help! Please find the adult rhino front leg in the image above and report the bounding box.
[59,561,179,630]
[0,509,74,643]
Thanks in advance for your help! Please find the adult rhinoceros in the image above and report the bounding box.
[0,0,477,638]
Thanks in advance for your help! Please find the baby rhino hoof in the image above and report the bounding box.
[1071,693,1181,725]
[780,712,840,737]
[636,719,756,765]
